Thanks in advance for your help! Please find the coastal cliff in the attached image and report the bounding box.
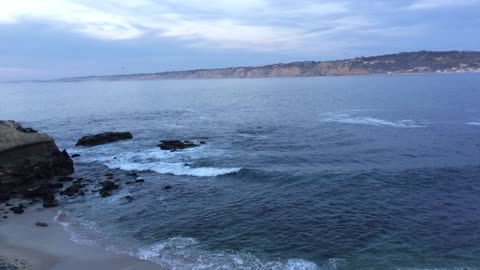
[0,121,74,205]
[56,50,480,82]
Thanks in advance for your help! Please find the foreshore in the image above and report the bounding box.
[0,206,163,270]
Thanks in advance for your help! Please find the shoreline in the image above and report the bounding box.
[0,206,163,270]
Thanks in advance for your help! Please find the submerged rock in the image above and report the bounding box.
[75,132,133,147]
[35,222,48,227]
[99,180,118,198]
[158,140,199,151]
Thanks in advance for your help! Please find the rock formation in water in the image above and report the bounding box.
[76,132,133,146]
[158,140,199,151]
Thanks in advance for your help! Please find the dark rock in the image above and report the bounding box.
[0,193,10,203]
[2,216,7,219]
[61,184,82,197]
[48,182,64,189]
[164,184,173,190]
[76,132,133,147]
[42,193,58,208]
[135,179,145,183]
[157,140,199,151]
[99,180,118,198]
[10,205,24,214]
[100,180,118,191]
[21,184,52,198]
[125,181,134,185]
[71,154,81,158]
[35,222,48,227]
[16,126,37,133]
[199,140,206,144]
[124,195,135,203]
[57,176,74,182]
[5,203,12,206]
[99,190,111,197]
[127,172,138,177]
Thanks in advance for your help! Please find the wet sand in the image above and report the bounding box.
[0,206,163,270]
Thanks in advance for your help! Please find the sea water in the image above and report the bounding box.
[1,73,480,269]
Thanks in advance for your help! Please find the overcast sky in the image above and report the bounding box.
[0,0,479,80]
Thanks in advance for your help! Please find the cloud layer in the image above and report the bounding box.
[1,0,460,50]
[0,0,479,80]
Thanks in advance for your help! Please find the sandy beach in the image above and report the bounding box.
[0,206,163,270]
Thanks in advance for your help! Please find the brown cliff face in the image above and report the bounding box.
[55,51,480,82]
[0,121,74,186]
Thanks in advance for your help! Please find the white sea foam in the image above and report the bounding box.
[55,213,320,270]
[82,147,240,177]
[135,236,319,270]
[322,113,426,128]
[466,122,480,126]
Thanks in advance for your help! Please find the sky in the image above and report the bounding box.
[0,0,479,80]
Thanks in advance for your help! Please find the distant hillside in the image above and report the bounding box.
[56,51,480,82]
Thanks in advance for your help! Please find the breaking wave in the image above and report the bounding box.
[135,237,320,270]
[466,122,480,126]
[80,147,241,177]
[322,113,426,128]
[55,211,320,270]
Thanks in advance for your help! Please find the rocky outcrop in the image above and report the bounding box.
[158,140,199,151]
[76,132,133,147]
[99,180,118,197]
[0,121,74,207]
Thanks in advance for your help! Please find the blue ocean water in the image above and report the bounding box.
[1,73,480,269]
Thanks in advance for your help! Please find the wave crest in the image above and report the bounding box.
[136,237,319,270]
[82,148,241,177]
[322,113,426,128]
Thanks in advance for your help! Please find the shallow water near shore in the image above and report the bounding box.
[1,73,480,269]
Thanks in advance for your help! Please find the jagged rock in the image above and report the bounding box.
[164,184,172,190]
[71,154,80,158]
[76,132,133,147]
[157,140,199,151]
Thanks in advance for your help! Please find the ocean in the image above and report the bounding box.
[1,73,480,269]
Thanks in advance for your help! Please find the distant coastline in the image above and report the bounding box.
[20,50,480,83]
